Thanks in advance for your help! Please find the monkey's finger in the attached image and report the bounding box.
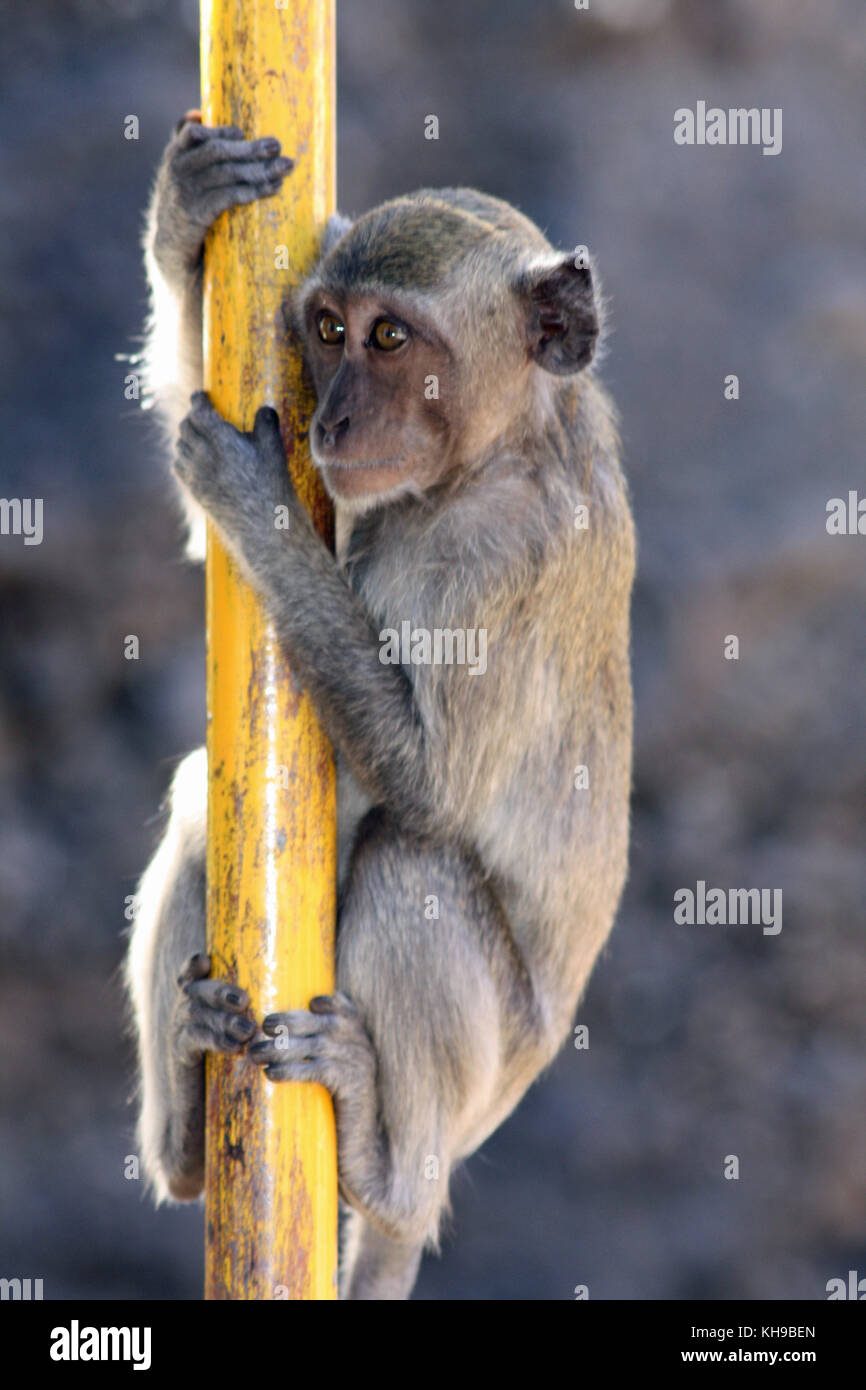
[176,1009,256,1059]
[193,179,288,225]
[221,1014,257,1043]
[248,1037,269,1063]
[252,406,286,465]
[261,1006,325,1039]
[193,156,293,195]
[176,428,209,469]
[261,1008,330,1037]
[248,1038,278,1065]
[177,419,207,453]
[184,395,242,455]
[176,952,211,986]
[310,991,359,1020]
[183,978,250,1013]
[184,392,225,437]
[174,121,245,151]
[174,108,202,134]
[173,110,202,137]
[174,134,283,175]
[249,1034,328,1065]
[263,1060,325,1085]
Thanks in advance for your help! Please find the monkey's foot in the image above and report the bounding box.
[171,952,257,1064]
[248,992,375,1096]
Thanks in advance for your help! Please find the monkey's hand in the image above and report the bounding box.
[171,953,257,1066]
[149,115,294,286]
[176,395,433,835]
[174,392,297,559]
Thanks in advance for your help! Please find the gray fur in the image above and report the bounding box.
[127,120,635,1300]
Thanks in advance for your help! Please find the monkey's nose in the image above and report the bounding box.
[316,416,350,450]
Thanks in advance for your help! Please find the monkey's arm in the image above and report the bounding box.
[144,116,295,421]
[144,116,349,451]
[175,395,433,830]
[143,116,294,552]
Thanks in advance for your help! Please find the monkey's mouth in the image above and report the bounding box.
[316,453,410,505]
[316,455,404,471]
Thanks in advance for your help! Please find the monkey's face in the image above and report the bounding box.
[301,292,459,511]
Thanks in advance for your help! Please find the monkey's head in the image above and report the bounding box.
[297,189,599,512]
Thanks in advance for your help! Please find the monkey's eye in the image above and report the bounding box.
[372,319,409,351]
[317,311,345,345]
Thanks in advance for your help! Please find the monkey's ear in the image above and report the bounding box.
[520,255,599,375]
[320,212,354,258]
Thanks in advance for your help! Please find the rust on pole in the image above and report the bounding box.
[200,0,338,1300]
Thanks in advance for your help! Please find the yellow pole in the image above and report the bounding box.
[200,0,338,1300]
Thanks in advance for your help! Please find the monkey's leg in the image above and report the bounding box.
[339,1209,424,1301]
[250,810,529,1299]
[126,749,256,1201]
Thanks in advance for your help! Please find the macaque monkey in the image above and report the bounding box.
[126,113,635,1300]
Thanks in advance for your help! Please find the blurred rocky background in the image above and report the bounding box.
[0,0,864,1299]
